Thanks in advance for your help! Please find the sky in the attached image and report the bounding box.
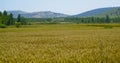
[0,0,120,15]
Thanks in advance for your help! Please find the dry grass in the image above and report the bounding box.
[0,24,120,63]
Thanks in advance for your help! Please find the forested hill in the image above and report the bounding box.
[73,7,120,17]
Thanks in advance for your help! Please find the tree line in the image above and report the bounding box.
[0,10,120,27]
[26,15,120,24]
[64,15,120,23]
[0,11,27,28]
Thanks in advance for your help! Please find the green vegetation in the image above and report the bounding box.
[15,22,21,28]
[0,24,7,28]
[1,9,120,27]
[0,11,27,28]
[25,16,120,24]
[0,11,14,26]
[0,24,120,63]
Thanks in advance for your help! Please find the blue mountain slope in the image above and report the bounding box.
[73,7,120,17]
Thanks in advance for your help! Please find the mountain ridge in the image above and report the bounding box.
[73,7,120,17]
[7,11,69,18]
[7,6,120,18]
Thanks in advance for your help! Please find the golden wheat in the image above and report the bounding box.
[0,24,120,63]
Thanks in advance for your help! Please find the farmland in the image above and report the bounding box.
[0,24,120,63]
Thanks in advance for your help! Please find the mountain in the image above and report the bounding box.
[7,7,120,18]
[73,7,120,17]
[7,10,27,18]
[7,11,69,18]
[7,10,27,14]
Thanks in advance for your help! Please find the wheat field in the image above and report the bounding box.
[0,24,120,63]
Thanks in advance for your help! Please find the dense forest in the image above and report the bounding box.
[0,11,27,28]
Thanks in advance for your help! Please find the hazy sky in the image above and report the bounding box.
[0,0,120,15]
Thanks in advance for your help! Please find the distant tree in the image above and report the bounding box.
[0,11,2,24]
[81,18,84,23]
[2,10,9,25]
[20,17,27,25]
[9,13,14,25]
[17,14,27,25]
[0,11,2,16]
[7,13,14,25]
[105,15,110,23]
[3,11,7,16]
[17,14,21,22]
[91,17,94,23]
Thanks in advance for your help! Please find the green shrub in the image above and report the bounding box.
[15,22,21,28]
[0,24,7,28]
[104,26,113,29]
